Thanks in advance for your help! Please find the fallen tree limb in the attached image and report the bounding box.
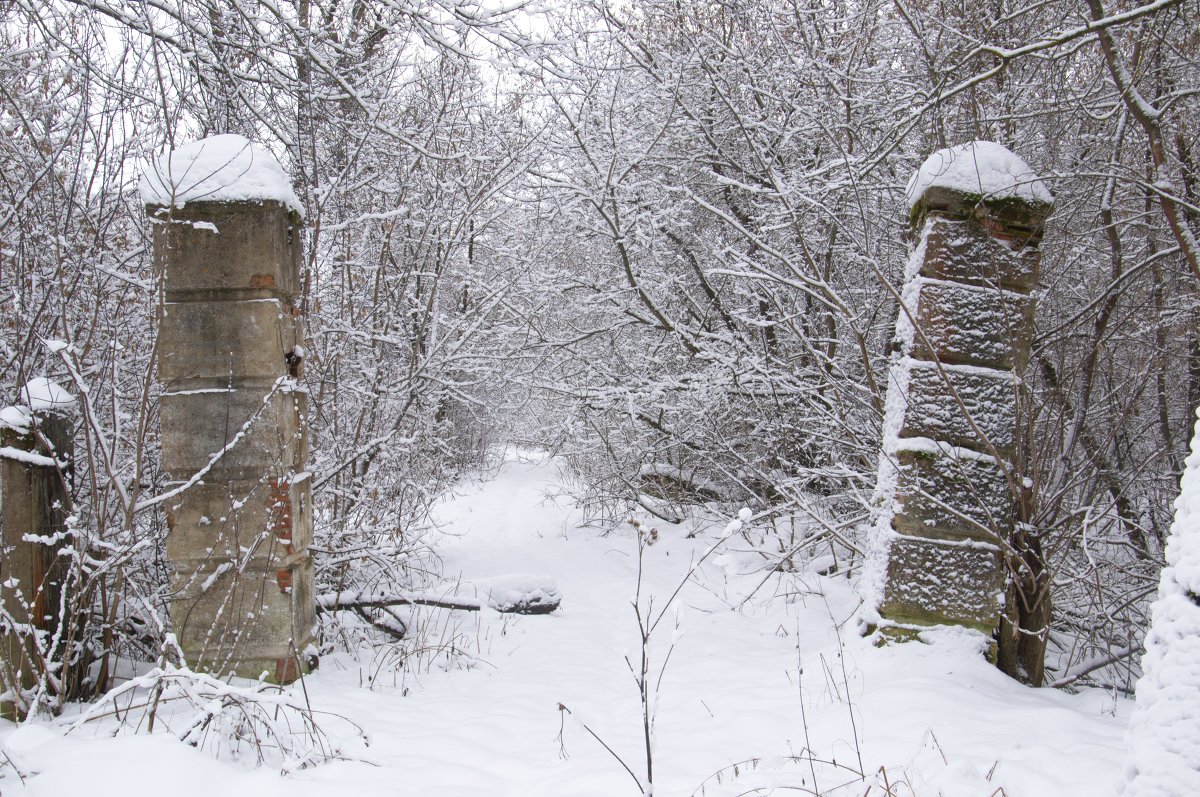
[316,587,561,615]
[1050,644,1140,689]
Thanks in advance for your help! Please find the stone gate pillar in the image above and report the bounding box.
[1,379,75,718]
[143,134,315,681]
[867,141,1053,649]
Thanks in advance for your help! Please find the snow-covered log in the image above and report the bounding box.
[318,575,562,616]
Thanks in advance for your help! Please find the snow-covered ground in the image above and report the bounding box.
[1,453,1128,796]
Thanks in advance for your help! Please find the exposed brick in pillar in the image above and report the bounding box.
[869,143,1053,650]
[148,175,315,682]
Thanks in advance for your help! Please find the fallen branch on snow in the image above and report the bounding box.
[1050,643,1140,689]
[317,577,562,616]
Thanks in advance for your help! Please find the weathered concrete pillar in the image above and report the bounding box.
[143,134,315,681]
[867,141,1053,650]
[1,379,75,718]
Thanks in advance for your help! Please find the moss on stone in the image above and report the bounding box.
[875,623,999,661]
[910,189,1051,235]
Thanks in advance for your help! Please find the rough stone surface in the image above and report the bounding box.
[900,362,1017,455]
[879,535,1005,633]
[911,185,1052,239]
[892,447,1013,543]
[921,216,1040,289]
[873,145,1050,647]
[911,280,1034,370]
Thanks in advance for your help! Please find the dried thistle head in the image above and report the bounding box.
[627,517,658,545]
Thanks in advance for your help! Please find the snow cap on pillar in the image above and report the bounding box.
[140,134,304,218]
[906,141,1053,235]
[2,378,76,435]
[19,377,75,416]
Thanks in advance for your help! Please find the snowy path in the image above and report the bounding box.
[2,454,1129,796]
